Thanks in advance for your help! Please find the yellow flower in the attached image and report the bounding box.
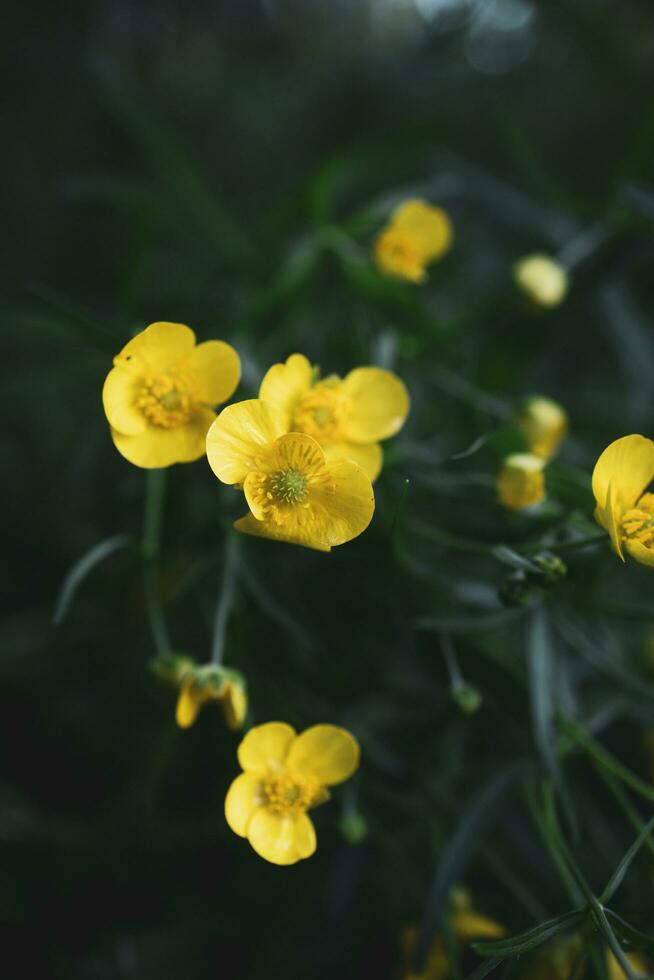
[258,353,409,481]
[374,199,453,283]
[402,893,505,980]
[103,321,240,468]
[497,453,546,510]
[176,666,247,730]
[592,434,654,567]
[225,722,360,865]
[514,254,569,308]
[206,399,375,551]
[607,950,650,980]
[519,396,568,461]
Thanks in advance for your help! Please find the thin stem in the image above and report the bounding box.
[142,469,171,656]
[211,532,239,665]
[441,634,464,690]
[556,220,612,271]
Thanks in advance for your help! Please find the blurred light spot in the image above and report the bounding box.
[413,0,479,32]
[465,0,535,75]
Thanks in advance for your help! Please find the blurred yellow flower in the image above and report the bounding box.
[514,254,569,308]
[607,950,650,979]
[519,396,568,460]
[402,892,505,980]
[225,722,360,865]
[592,434,654,567]
[374,199,453,283]
[206,399,375,551]
[258,353,409,481]
[103,321,240,468]
[151,654,247,730]
[497,453,545,510]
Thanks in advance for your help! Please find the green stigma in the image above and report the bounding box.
[271,468,308,504]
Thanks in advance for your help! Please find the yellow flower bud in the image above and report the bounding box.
[519,396,568,460]
[514,254,568,308]
[497,453,545,511]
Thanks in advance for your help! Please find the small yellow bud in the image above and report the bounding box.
[514,254,568,308]
[497,453,545,511]
[519,395,568,460]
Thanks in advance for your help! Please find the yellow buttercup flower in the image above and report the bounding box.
[519,396,568,461]
[374,199,453,283]
[103,321,240,468]
[497,453,545,510]
[258,353,409,481]
[206,399,375,551]
[592,434,654,567]
[514,254,569,308]
[151,654,247,730]
[225,722,360,865]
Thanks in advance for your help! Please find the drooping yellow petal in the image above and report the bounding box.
[184,340,241,406]
[206,399,287,485]
[111,406,216,468]
[341,367,409,444]
[246,808,317,865]
[286,724,360,786]
[592,435,654,536]
[309,458,375,548]
[258,353,314,429]
[454,911,506,941]
[234,512,333,552]
[175,679,203,728]
[113,322,196,373]
[222,682,248,730]
[323,441,383,482]
[391,199,453,262]
[102,367,147,436]
[224,772,263,837]
[237,722,296,774]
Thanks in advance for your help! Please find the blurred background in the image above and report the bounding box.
[3,1,654,977]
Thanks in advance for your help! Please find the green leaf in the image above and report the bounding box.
[53,535,132,625]
[605,910,654,954]
[472,909,586,958]
[600,815,654,904]
[559,718,654,805]
[527,609,564,789]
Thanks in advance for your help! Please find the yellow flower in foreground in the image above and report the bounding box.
[206,399,375,551]
[103,321,240,468]
[497,453,545,511]
[225,722,360,865]
[259,353,409,481]
[519,396,568,461]
[514,254,569,308]
[592,434,654,567]
[374,199,453,283]
[402,892,505,980]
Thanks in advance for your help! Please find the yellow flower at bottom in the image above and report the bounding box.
[225,722,360,865]
[103,321,240,468]
[592,434,654,567]
[206,399,375,551]
[519,396,568,461]
[374,199,453,283]
[497,453,545,510]
[514,254,569,308]
[258,353,410,481]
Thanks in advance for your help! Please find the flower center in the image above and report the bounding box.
[292,384,350,443]
[261,774,324,816]
[621,492,654,549]
[138,375,192,428]
[270,468,308,504]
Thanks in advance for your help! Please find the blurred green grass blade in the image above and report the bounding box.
[238,564,314,651]
[605,911,654,955]
[600,815,654,904]
[415,608,525,636]
[413,764,523,972]
[593,768,654,862]
[527,610,564,789]
[493,546,544,575]
[560,718,654,805]
[94,60,252,264]
[53,535,132,625]
[472,909,585,958]
[555,616,654,705]
[463,959,503,980]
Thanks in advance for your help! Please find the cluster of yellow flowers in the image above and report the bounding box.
[497,396,569,511]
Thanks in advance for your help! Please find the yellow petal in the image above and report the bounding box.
[341,367,410,443]
[592,435,654,532]
[286,724,360,785]
[222,683,248,730]
[205,399,287,485]
[184,340,241,406]
[454,911,506,941]
[102,367,147,436]
[110,407,216,468]
[374,227,427,284]
[323,441,383,482]
[113,322,196,373]
[234,511,333,552]
[391,199,453,262]
[606,950,649,980]
[310,458,375,547]
[625,539,654,568]
[496,453,545,511]
[595,484,625,560]
[224,772,263,837]
[258,353,314,429]
[237,722,296,774]
[175,680,202,728]
[246,808,316,865]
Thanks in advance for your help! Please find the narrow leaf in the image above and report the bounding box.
[601,815,654,904]
[53,535,132,625]
[472,909,586,958]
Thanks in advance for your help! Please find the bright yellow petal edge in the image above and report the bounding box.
[592,434,654,565]
[225,722,360,866]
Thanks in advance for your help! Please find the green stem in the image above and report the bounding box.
[212,533,239,665]
[142,469,171,656]
[560,718,654,805]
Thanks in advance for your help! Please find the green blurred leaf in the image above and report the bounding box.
[472,909,586,958]
[53,534,133,625]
